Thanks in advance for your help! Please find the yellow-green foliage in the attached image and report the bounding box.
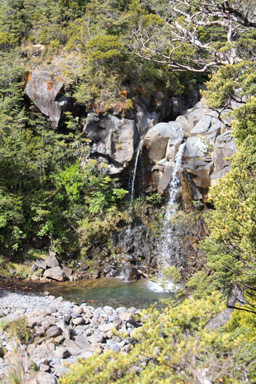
[60,293,256,384]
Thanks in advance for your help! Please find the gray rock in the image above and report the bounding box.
[64,339,82,356]
[45,255,59,268]
[175,115,194,134]
[157,163,174,193]
[213,131,236,173]
[206,308,233,330]
[184,136,208,159]
[73,306,84,315]
[35,260,47,270]
[109,343,120,353]
[190,115,212,136]
[53,346,70,359]
[84,113,138,172]
[43,267,66,282]
[72,317,85,326]
[39,363,50,372]
[62,266,73,279]
[80,351,93,359]
[24,71,64,129]
[144,122,184,164]
[99,323,115,333]
[74,335,90,350]
[33,371,57,384]
[185,106,212,125]
[46,326,62,338]
[88,333,105,344]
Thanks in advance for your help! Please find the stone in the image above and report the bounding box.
[206,308,233,330]
[185,161,214,189]
[39,363,50,372]
[53,346,70,359]
[33,372,57,384]
[72,317,85,326]
[119,312,133,322]
[46,326,62,338]
[45,254,59,268]
[144,122,184,164]
[24,71,64,129]
[73,306,84,315]
[31,272,41,281]
[99,323,116,333]
[84,113,138,171]
[64,339,82,356]
[184,136,209,159]
[185,106,212,125]
[121,266,138,281]
[54,335,65,345]
[109,343,120,353]
[31,264,38,272]
[88,334,105,344]
[74,335,90,350]
[62,266,73,279]
[35,259,47,270]
[43,267,66,282]
[213,131,236,173]
[175,115,194,134]
[210,167,231,187]
[80,351,93,359]
[190,115,212,136]
[27,315,42,329]
[157,163,174,193]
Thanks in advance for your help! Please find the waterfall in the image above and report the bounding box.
[130,139,144,209]
[149,143,186,292]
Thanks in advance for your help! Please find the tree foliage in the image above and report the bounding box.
[60,293,256,384]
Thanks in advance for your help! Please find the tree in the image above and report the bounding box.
[187,63,256,313]
[128,0,256,72]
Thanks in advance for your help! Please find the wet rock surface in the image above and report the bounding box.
[0,291,141,383]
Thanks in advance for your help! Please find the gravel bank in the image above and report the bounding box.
[0,289,141,383]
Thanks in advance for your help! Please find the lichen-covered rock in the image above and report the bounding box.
[24,71,64,128]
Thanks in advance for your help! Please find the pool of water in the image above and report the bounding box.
[35,278,175,309]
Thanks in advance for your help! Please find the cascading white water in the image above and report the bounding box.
[129,139,144,210]
[148,142,186,292]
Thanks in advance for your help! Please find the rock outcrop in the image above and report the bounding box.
[24,71,78,128]
[84,114,138,173]
[139,99,237,199]
[23,70,237,199]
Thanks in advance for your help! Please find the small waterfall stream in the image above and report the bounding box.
[130,139,144,210]
[151,142,186,292]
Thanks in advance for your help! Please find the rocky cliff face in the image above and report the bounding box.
[23,69,237,201]
[23,70,238,283]
[83,95,237,202]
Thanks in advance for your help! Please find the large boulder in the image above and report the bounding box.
[212,131,236,173]
[84,114,138,173]
[144,122,184,164]
[210,131,236,186]
[43,267,67,282]
[24,70,77,128]
[24,71,64,128]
